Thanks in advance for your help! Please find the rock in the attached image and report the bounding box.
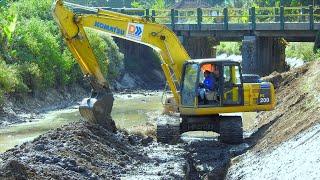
[52,157,60,163]
[34,144,45,151]
[141,137,153,146]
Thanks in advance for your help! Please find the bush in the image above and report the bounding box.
[216,42,241,55]
[0,0,126,98]
[11,0,53,21]
[11,18,70,88]
[286,42,320,62]
[0,60,28,105]
[61,49,83,84]
[16,62,42,91]
[101,34,124,81]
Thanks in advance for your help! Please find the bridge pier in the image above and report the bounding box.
[242,36,288,76]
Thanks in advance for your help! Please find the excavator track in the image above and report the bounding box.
[180,115,243,144]
[156,115,181,144]
[218,116,243,144]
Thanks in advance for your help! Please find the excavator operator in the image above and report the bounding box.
[198,70,215,104]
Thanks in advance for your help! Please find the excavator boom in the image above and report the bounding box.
[52,0,190,126]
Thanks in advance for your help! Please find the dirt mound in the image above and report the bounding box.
[0,121,188,179]
[250,61,320,152]
[227,61,320,179]
[262,64,309,89]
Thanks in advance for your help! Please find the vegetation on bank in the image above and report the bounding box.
[0,0,124,106]
[216,42,241,56]
[215,41,320,62]
[286,42,320,62]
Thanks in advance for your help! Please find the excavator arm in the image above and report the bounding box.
[52,0,190,126]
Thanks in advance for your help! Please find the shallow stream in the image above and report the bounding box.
[0,92,257,153]
[0,93,163,153]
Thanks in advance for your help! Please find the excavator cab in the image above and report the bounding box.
[181,59,244,108]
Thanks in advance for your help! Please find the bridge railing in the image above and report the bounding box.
[314,6,320,22]
[117,6,319,30]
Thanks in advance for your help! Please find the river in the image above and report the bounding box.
[0,93,163,153]
[0,92,257,153]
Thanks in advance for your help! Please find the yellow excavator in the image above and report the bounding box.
[52,0,276,144]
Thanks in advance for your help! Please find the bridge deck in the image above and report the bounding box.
[166,23,320,41]
[70,4,320,41]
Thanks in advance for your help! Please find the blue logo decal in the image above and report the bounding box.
[94,22,125,36]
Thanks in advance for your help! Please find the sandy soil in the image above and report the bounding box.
[227,124,320,179]
[227,61,320,179]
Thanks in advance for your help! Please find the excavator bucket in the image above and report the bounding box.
[79,92,116,131]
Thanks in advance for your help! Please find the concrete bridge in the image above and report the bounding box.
[72,4,320,75]
[148,6,320,75]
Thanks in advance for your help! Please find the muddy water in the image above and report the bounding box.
[0,92,257,153]
[0,93,163,153]
[0,108,80,153]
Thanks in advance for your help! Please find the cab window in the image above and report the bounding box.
[223,64,243,105]
[224,66,231,83]
[181,63,199,106]
[235,66,241,85]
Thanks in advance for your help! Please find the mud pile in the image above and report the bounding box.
[227,61,320,179]
[0,122,188,179]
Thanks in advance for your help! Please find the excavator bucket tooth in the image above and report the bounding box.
[79,92,116,131]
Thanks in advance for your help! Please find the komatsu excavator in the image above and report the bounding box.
[52,0,276,144]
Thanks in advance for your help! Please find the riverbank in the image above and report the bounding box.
[0,121,188,179]
[0,94,256,179]
[227,61,320,179]
[0,120,250,179]
[0,86,88,127]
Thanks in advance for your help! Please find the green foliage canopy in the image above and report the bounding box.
[0,0,125,106]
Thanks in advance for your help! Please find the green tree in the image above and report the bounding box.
[11,18,69,88]
[131,0,166,9]
[86,29,124,81]
[12,0,53,21]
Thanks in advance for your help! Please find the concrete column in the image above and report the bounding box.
[242,36,288,76]
[182,36,218,59]
[242,36,257,74]
[314,31,320,52]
